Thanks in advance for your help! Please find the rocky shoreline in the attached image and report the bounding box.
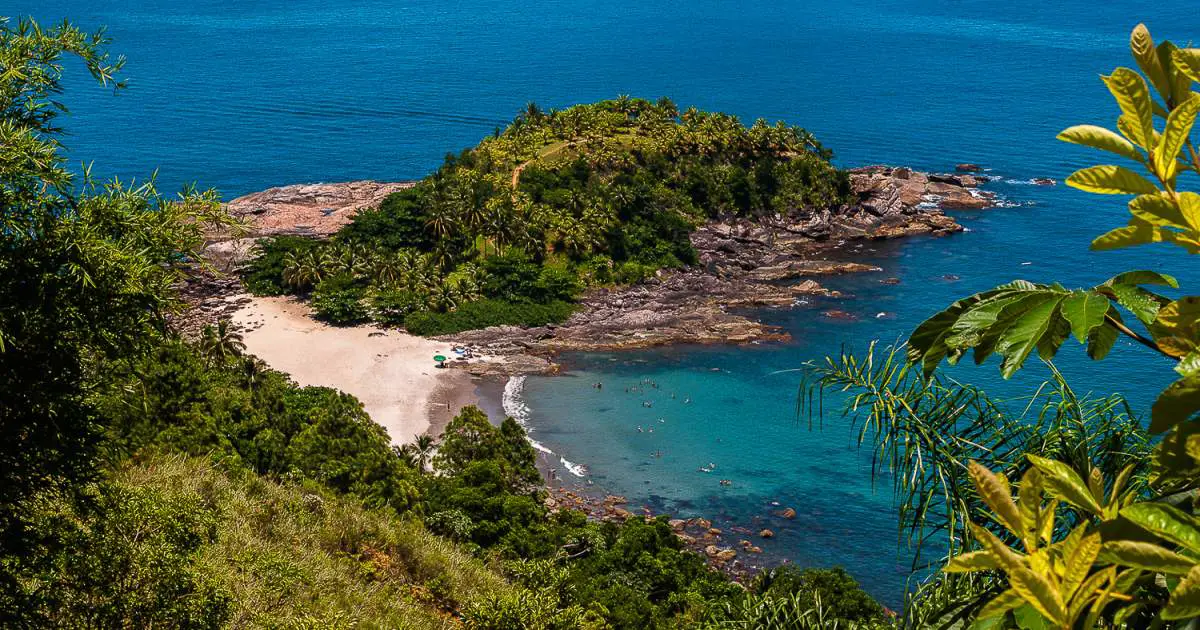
[444,165,991,373]
[182,165,996,369]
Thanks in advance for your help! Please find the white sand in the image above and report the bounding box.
[231,296,474,445]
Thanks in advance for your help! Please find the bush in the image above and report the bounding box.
[311,274,368,325]
[369,288,425,326]
[403,299,575,336]
[241,236,319,296]
[749,566,887,625]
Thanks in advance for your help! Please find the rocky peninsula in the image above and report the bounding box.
[186,165,996,377]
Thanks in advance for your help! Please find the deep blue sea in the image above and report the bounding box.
[31,0,1200,606]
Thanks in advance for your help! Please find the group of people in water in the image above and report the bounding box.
[591,377,731,487]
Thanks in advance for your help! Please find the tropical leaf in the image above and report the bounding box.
[1086,313,1119,360]
[1066,165,1159,195]
[1120,503,1200,554]
[1062,531,1102,600]
[1056,125,1143,162]
[996,297,1064,378]
[1060,292,1110,343]
[1131,24,1171,98]
[944,550,1001,573]
[974,589,1024,622]
[969,461,1027,540]
[1128,193,1188,228]
[1179,192,1200,232]
[1091,223,1156,250]
[1151,375,1200,434]
[1102,281,1168,325]
[1104,269,1179,288]
[1173,48,1200,83]
[1026,455,1104,515]
[1103,68,1156,149]
[1163,565,1200,620]
[1155,96,1200,179]
[1097,540,1196,575]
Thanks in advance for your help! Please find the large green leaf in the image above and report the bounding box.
[1086,314,1119,360]
[1026,455,1104,515]
[1060,292,1110,343]
[908,296,975,375]
[1120,503,1200,554]
[1098,540,1196,575]
[972,292,1062,366]
[996,297,1065,378]
[1163,565,1200,620]
[1151,375,1200,434]
[1056,125,1143,162]
[1103,68,1156,149]
[1155,96,1200,179]
[1066,165,1159,195]
[1103,281,1169,325]
[1104,269,1179,288]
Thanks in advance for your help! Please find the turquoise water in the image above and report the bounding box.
[35,0,1200,605]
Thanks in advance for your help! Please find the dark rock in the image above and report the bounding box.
[956,163,984,172]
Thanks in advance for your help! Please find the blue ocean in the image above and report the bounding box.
[34,0,1200,605]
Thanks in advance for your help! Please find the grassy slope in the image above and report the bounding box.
[117,456,514,629]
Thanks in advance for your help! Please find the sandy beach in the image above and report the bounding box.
[231,296,478,445]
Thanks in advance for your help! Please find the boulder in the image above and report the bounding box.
[776,507,797,519]
[759,529,775,538]
[956,163,984,172]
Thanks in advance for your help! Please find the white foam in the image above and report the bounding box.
[502,375,587,476]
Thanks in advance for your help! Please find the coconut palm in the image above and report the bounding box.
[410,434,436,472]
[199,320,246,366]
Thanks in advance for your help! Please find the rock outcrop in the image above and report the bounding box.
[225,180,414,237]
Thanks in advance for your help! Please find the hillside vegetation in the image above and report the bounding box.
[242,97,853,332]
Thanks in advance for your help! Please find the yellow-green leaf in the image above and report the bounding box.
[945,550,1000,573]
[1026,455,1104,515]
[1131,24,1172,99]
[1151,375,1200,434]
[1057,125,1143,162]
[1179,192,1200,231]
[1062,532,1102,600]
[1163,565,1200,620]
[1009,565,1068,626]
[1067,165,1159,195]
[1173,48,1200,83]
[1098,540,1196,575]
[1104,68,1156,149]
[1155,96,1200,179]
[975,589,1024,621]
[969,461,1027,541]
[1128,193,1188,228]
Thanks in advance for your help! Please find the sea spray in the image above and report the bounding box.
[502,376,587,477]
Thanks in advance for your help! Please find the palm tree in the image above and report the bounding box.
[282,250,321,291]
[411,434,436,472]
[199,320,245,366]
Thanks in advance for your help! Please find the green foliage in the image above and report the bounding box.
[0,16,240,621]
[831,23,1200,628]
[241,235,319,295]
[115,456,515,629]
[95,338,421,512]
[244,97,851,332]
[749,566,889,624]
[311,273,369,325]
[20,478,232,628]
[403,299,575,336]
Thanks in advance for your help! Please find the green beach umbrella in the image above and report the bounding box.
[433,355,447,362]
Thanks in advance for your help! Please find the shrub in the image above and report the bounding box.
[369,288,426,326]
[311,274,368,325]
[241,236,319,296]
[403,300,575,336]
